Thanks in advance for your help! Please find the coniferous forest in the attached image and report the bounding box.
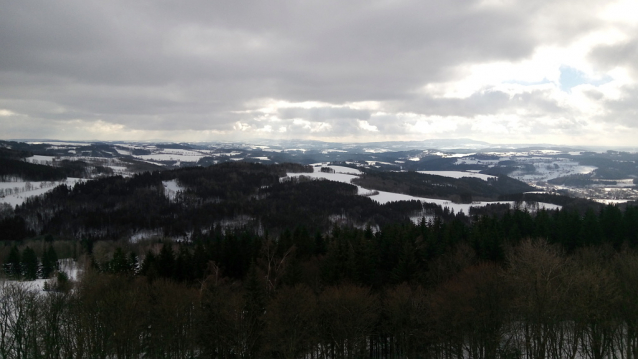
[2,162,638,358]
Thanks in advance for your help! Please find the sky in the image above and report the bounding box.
[1,0,637,146]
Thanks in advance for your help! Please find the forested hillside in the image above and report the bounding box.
[3,160,638,358]
[1,162,425,242]
[0,147,113,181]
[353,170,534,201]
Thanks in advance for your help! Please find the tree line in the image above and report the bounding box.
[4,230,638,358]
[3,244,59,280]
[352,170,534,201]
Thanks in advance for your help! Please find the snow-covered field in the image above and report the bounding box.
[363,148,389,153]
[510,158,596,182]
[114,147,132,155]
[284,165,561,214]
[26,141,91,146]
[25,155,56,164]
[0,178,86,207]
[322,149,348,154]
[592,179,635,188]
[593,198,630,204]
[106,165,129,174]
[417,171,496,181]
[325,165,362,175]
[138,153,206,162]
[0,258,80,293]
[454,157,501,166]
[443,153,476,158]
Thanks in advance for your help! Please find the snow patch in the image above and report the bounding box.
[163,180,184,200]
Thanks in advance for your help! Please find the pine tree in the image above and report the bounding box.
[41,245,58,278]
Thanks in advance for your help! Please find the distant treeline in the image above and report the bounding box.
[352,170,534,201]
[0,158,67,182]
[0,157,114,182]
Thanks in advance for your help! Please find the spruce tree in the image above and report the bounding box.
[173,245,193,282]
[140,250,158,281]
[157,243,175,279]
[192,241,208,280]
[5,245,21,278]
[109,247,129,274]
[41,245,58,278]
[41,246,52,278]
[48,245,58,272]
[128,251,138,274]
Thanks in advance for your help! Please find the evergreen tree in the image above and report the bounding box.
[5,245,21,278]
[173,245,193,282]
[314,231,326,256]
[41,245,58,278]
[22,246,38,280]
[192,241,208,280]
[282,251,303,287]
[392,241,419,284]
[128,251,138,274]
[293,226,314,259]
[140,250,158,281]
[157,243,175,279]
[109,247,130,274]
[600,204,623,248]
[580,208,603,246]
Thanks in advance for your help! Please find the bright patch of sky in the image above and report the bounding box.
[559,66,612,92]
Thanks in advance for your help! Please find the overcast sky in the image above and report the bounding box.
[1,0,637,146]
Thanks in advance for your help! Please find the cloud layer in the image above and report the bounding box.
[1,0,637,145]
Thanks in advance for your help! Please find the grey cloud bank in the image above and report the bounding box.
[1,0,637,146]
